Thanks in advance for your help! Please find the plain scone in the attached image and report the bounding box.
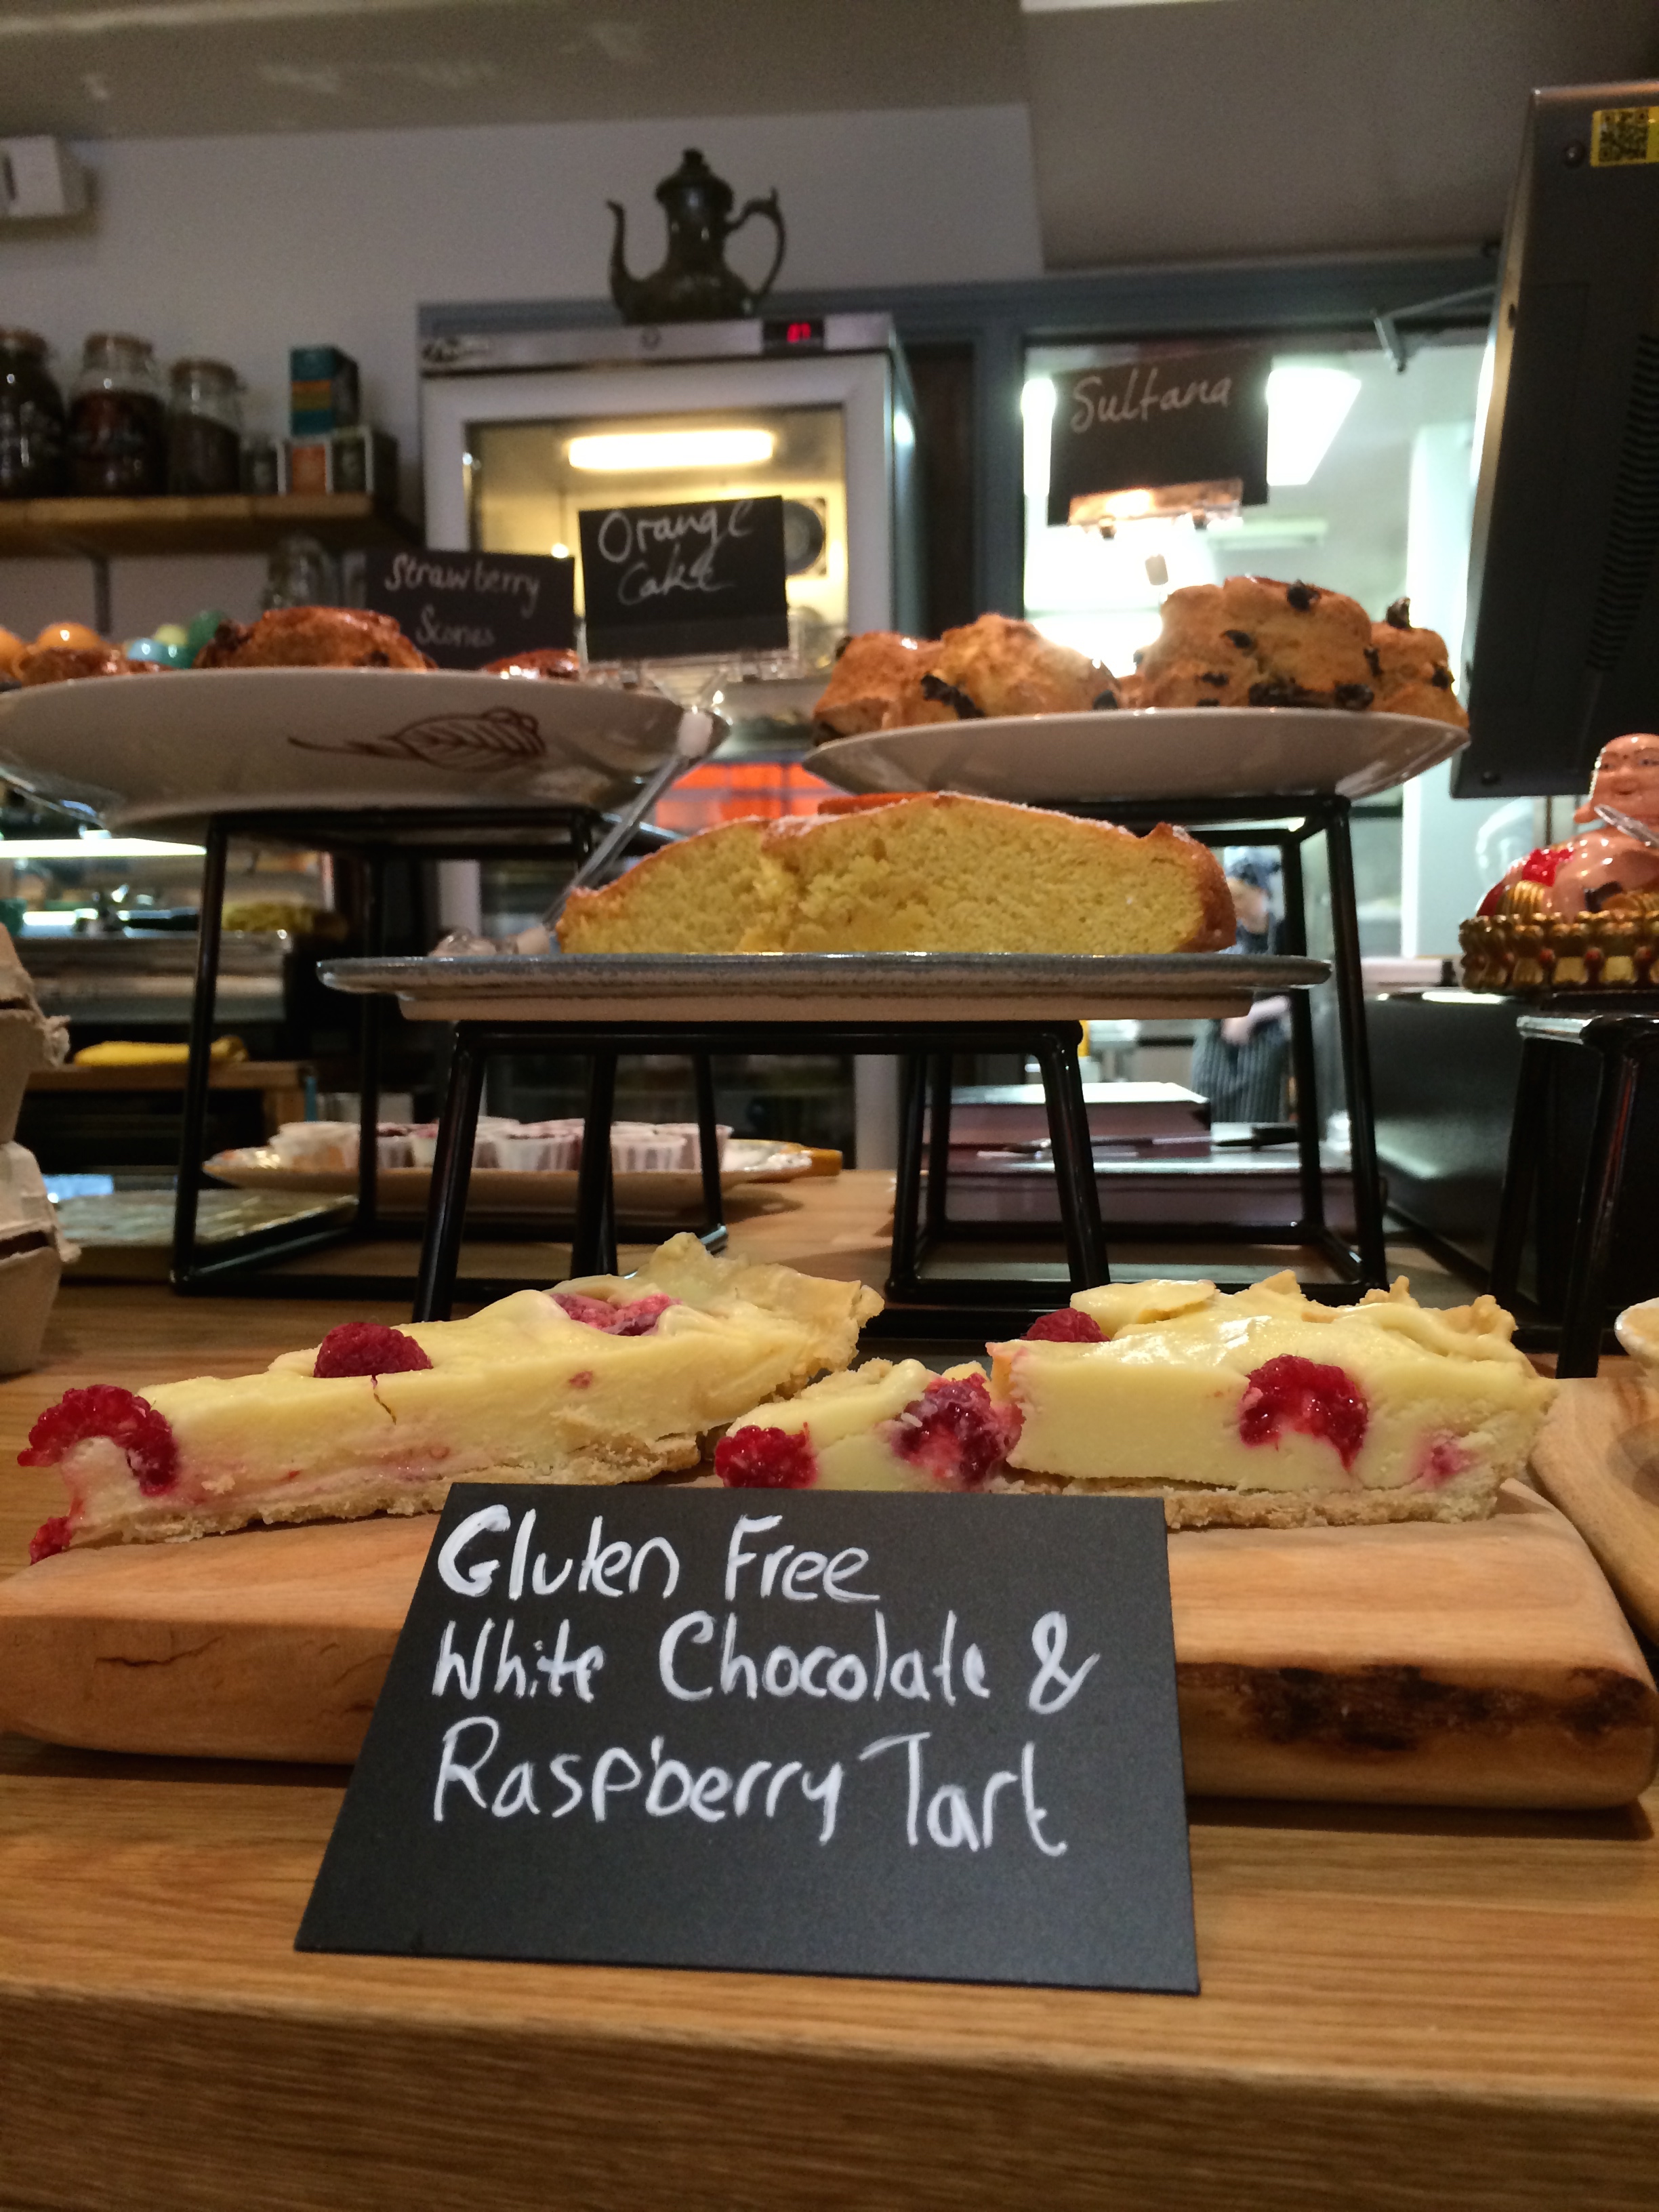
[558,792,1235,956]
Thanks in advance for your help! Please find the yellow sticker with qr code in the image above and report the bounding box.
[1591,107,1659,167]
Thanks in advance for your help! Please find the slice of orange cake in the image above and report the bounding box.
[559,792,1233,957]
[22,1236,881,1557]
[558,816,768,954]
[712,1276,1552,1526]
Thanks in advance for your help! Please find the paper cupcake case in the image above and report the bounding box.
[272,1117,731,1175]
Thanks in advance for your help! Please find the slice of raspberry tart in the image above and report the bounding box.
[23,1235,880,1557]
[714,1359,1021,1493]
[989,1274,1553,1528]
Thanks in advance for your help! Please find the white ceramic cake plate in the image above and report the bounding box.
[321,950,1329,1025]
[811,707,1467,805]
[0,668,689,836]
[205,1147,816,1217]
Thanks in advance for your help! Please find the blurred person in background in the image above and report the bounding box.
[1191,848,1290,1124]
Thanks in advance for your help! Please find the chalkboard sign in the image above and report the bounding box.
[364,550,577,670]
[298,1488,1197,1994]
[579,495,790,662]
[1046,344,1271,526]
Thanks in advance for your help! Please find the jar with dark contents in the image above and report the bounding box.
[167,357,242,495]
[0,330,66,499]
[67,333,167,497]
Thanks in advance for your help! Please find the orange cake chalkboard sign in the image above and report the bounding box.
[579,495,790,663]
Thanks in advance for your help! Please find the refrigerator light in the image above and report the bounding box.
[567,429,776,472]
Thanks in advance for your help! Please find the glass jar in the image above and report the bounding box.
[262,531,339,610]
[0,330,66,499]
[67,333,167,497]
[240,433,280,495]
[166,356,243,495]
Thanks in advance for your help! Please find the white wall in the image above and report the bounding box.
[1,103,1040,639]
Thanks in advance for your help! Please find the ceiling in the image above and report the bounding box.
[0,0,1655,265]
[0,0,1022,137]
[1025,0,1659,264]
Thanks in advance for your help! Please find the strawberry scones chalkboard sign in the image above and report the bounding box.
[364,550,577,670]
[298,1488,1197,1994]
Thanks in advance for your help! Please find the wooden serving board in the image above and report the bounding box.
[1,1483,1652,1808]
[1532,1367,1659,1643]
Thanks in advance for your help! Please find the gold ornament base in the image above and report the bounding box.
[1459,882,1659,993]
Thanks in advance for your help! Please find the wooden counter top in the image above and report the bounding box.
[1,1201,1655,2209]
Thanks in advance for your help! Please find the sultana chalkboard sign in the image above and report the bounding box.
[579,495,790,662]
[1046,343,1272,527]
[297,1488,1197,1993]
[364,549,577,670]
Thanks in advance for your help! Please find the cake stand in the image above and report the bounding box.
[322,950,1329,1328]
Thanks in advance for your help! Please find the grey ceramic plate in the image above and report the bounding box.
[811,707,1467,804]
[0,668,690,836]
[322,951,1328,1025]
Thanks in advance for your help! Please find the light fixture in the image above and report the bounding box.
[567,429,775,472]
[550,541,570,559]
[0,836,206,858]
[1266,365,1361,487]
[1021,376,1056,499]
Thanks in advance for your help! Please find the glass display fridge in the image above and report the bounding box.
[419,314,920,658]
[417,312,922,1162]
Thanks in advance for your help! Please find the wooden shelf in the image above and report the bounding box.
[27,1058,310,1094]
[0,493,419,561]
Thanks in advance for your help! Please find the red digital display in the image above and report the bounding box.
[762,316,825,356]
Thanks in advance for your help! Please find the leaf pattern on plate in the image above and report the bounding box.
[289,707,548,772]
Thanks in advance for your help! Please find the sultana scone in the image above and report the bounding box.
[884,611,1118,725]
[1130,590,1256,708]
[1367,598,1468,728]
[1139,576,1375,710]
[813,632,941,737]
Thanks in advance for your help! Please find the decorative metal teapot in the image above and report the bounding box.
[607,148,786,324]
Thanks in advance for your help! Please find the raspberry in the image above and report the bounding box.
[20,1385,178,1495]
[714,1425,818,1489]
[313,1323,433,1379]
[1239,1355,1368,1471]
[1025,1308,1105,1343]
[552,1291,676,1336]
[1416,1435,1475,1488]
[28,1515,74,1563]
[885,1372,1021,1489]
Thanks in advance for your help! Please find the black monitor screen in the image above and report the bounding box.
[1458,84,1659,798]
